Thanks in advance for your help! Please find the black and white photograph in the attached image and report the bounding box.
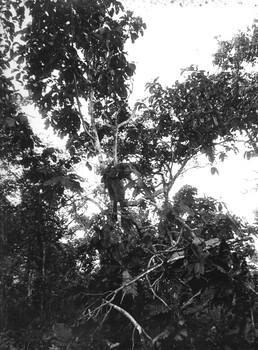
[1,0,258,349]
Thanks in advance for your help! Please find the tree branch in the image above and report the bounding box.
[181,290,201,309]
[135,157,191,201]
[146,268,171,310]
[85,261,164,321]
[107,302,153,344]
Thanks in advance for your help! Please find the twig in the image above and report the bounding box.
[147,271,171,310]
[146,256,172,310]
[173,227,184,246]
[181,290,201,309]
[244,282,258,297]
[100,304,112,327]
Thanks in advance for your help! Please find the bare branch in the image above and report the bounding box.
[181,290,201,309]
[146,270,171,311]
[107,302,153,344]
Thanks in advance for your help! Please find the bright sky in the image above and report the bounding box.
[125,0,257,102]
[122,0,258,222]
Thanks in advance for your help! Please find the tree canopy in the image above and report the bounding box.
[1,1,258,349]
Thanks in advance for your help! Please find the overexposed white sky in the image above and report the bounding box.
[125,0,258,102]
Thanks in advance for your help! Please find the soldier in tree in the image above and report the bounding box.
[102,163,132,220]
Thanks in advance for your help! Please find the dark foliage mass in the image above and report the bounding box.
[1,0,258,349]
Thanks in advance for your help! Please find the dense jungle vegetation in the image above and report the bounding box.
[1,0,258,349]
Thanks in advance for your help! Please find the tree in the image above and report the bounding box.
[213,24,258,158]
[15,0,145,164]
[1,1,258,349]
[72,185,256,350]
[0,1,94,343]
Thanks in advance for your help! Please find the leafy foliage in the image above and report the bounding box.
[14,0,146,163]
[1,1,258,350]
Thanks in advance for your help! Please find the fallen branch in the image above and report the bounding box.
[84,247,188,323]
[85,261,164,320]
[107,302,153,346]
